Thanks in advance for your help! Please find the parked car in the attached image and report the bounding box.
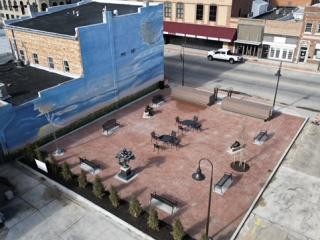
[207,48,244,64]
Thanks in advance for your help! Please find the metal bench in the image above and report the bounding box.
[79,157,101,175]
[214,173,233,195]
[150,192,178,215]
[102,119,120,136]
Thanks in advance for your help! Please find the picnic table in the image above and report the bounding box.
[181,119,201,130]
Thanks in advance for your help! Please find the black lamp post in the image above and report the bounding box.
[192,158,214,240]
[272,61,282,109]
[180,35,187,86]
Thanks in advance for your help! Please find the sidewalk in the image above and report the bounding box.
[165,44,320,74]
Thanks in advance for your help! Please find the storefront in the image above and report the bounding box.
[262,35,298,62]
[234,22,264,57]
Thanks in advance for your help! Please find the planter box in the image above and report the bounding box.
[34,158,48,173]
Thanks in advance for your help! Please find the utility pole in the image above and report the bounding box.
[272,61,282,109]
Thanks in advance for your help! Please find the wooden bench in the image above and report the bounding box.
[79,157,101,175]
[150,192,178,215]
[102,119,120,136]
[171,86,215,107]
[221,98,272,121]
[214,173,233,195]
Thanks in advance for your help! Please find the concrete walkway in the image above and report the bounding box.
[235,122,320,240]
[0,163,142,240]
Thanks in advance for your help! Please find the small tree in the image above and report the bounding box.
[201,234,209,240]
[172,218,185,240]
[147,207,159,231]
[129,197,142,218]
[61,162,72,181]
[92,176,104,199]
[109,185,120,208]
[78,170,88,188]
[47,154,59,175]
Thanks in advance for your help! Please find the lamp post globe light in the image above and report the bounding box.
[192,158,214,240]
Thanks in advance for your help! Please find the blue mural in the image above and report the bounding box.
[0,3,164,152]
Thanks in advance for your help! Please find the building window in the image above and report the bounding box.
[8,0,12,10]
[48,57,54,69]
[315,49,320,59]
[176,2,184,19]
[19,50,25,61]
[63,60,70,72]
[32,53,39,64]
[3,0,8,10]
[209,5,217,21]
[196,4,204,20]
[0,1,3,10]
[287,50,293,60]
[131,48,135,54]
[318,24,320,33]
[11,14,14,18]
[305,23,312,32]
[164,2,171,18]
[120,52,126,56]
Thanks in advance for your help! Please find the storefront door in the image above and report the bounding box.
[299,47,307,62]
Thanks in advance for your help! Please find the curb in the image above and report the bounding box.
[16,160,156,240]
[229,117,309,240]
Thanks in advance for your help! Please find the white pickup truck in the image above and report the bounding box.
[207,48,244,64]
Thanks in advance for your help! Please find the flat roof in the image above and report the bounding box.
[10,2,140,36]
[0,61,71,106]
[254,7,296,20]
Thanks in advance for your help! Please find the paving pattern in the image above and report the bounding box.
[43,90,304,239]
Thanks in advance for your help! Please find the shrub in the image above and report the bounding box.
[78,170,88,188]
[92,176,104,199]
[172,218,185,240]
[147,207,159,231]
[61,162,72,181]
[47,154,60,175]
[109,185,120,208]
[129,197,142,218]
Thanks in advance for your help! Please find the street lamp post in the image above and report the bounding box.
[272,61,282,110]
[180,35,187,86]
[192,158,214,240]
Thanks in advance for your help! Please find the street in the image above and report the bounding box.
[165,45,320,115]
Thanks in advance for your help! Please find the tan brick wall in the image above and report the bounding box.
[5,29,83,75]
[270,0,314,7]
[265,20,303,37]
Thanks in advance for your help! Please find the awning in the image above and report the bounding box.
[164,21,237,43]
[235,24,264,45]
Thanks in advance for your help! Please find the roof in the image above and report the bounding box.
[254,7,296,20]
[0,61,71,106]
[10,2,140,36]
[164,21,237,42]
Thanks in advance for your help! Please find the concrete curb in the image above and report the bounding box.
[229,117,309,240]
[16,160,156,240]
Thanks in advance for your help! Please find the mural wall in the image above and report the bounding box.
[0,4,164,153]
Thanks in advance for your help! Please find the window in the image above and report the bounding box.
[120,52,126,56]
[11,14,14,18]
[63,60,70,72]
[196,4,203,20]
[32,53,39,64]
[176,2,184,19]
[0,1,3,10]
[315,49,320,59]
[48,57,54,69]
[318,24,320,33]
[282,50,287,59]
[270,48,275,58]
[287,50,293,60]
[164,2,171,18]
[209,5,217,21]
[305,23,312,32]
[275,49,280,58]
[19,50,25,61]
[3,0,7,10]
[131,48,135,54]
[8,0,12,10]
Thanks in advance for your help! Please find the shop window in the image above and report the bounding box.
[270,48,275,58]
[11,14,14,18]
[164,2,171,18]
[275,49,280,58]
[196,4,203,20]
[63,60,70,72]
[48,57,54,69]
[305,23,312,32]
[176,2,184,19]
[287,50,293,60]
[32,53,39,64]
[209,5,217,22]
[282,50,287,59]
[19,50,25,61]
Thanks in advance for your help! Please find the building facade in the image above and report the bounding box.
[0,0,164,152]
[298,4,320,63]
[0,0,76,21]
[270,0,317,7]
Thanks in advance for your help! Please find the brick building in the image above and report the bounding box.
[298,4,320,63]
[0,0,164,152]
[270,0,317,7]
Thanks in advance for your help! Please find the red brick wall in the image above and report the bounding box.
[231,0,253,18]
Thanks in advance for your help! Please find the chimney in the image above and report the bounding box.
[113,9,118,16]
